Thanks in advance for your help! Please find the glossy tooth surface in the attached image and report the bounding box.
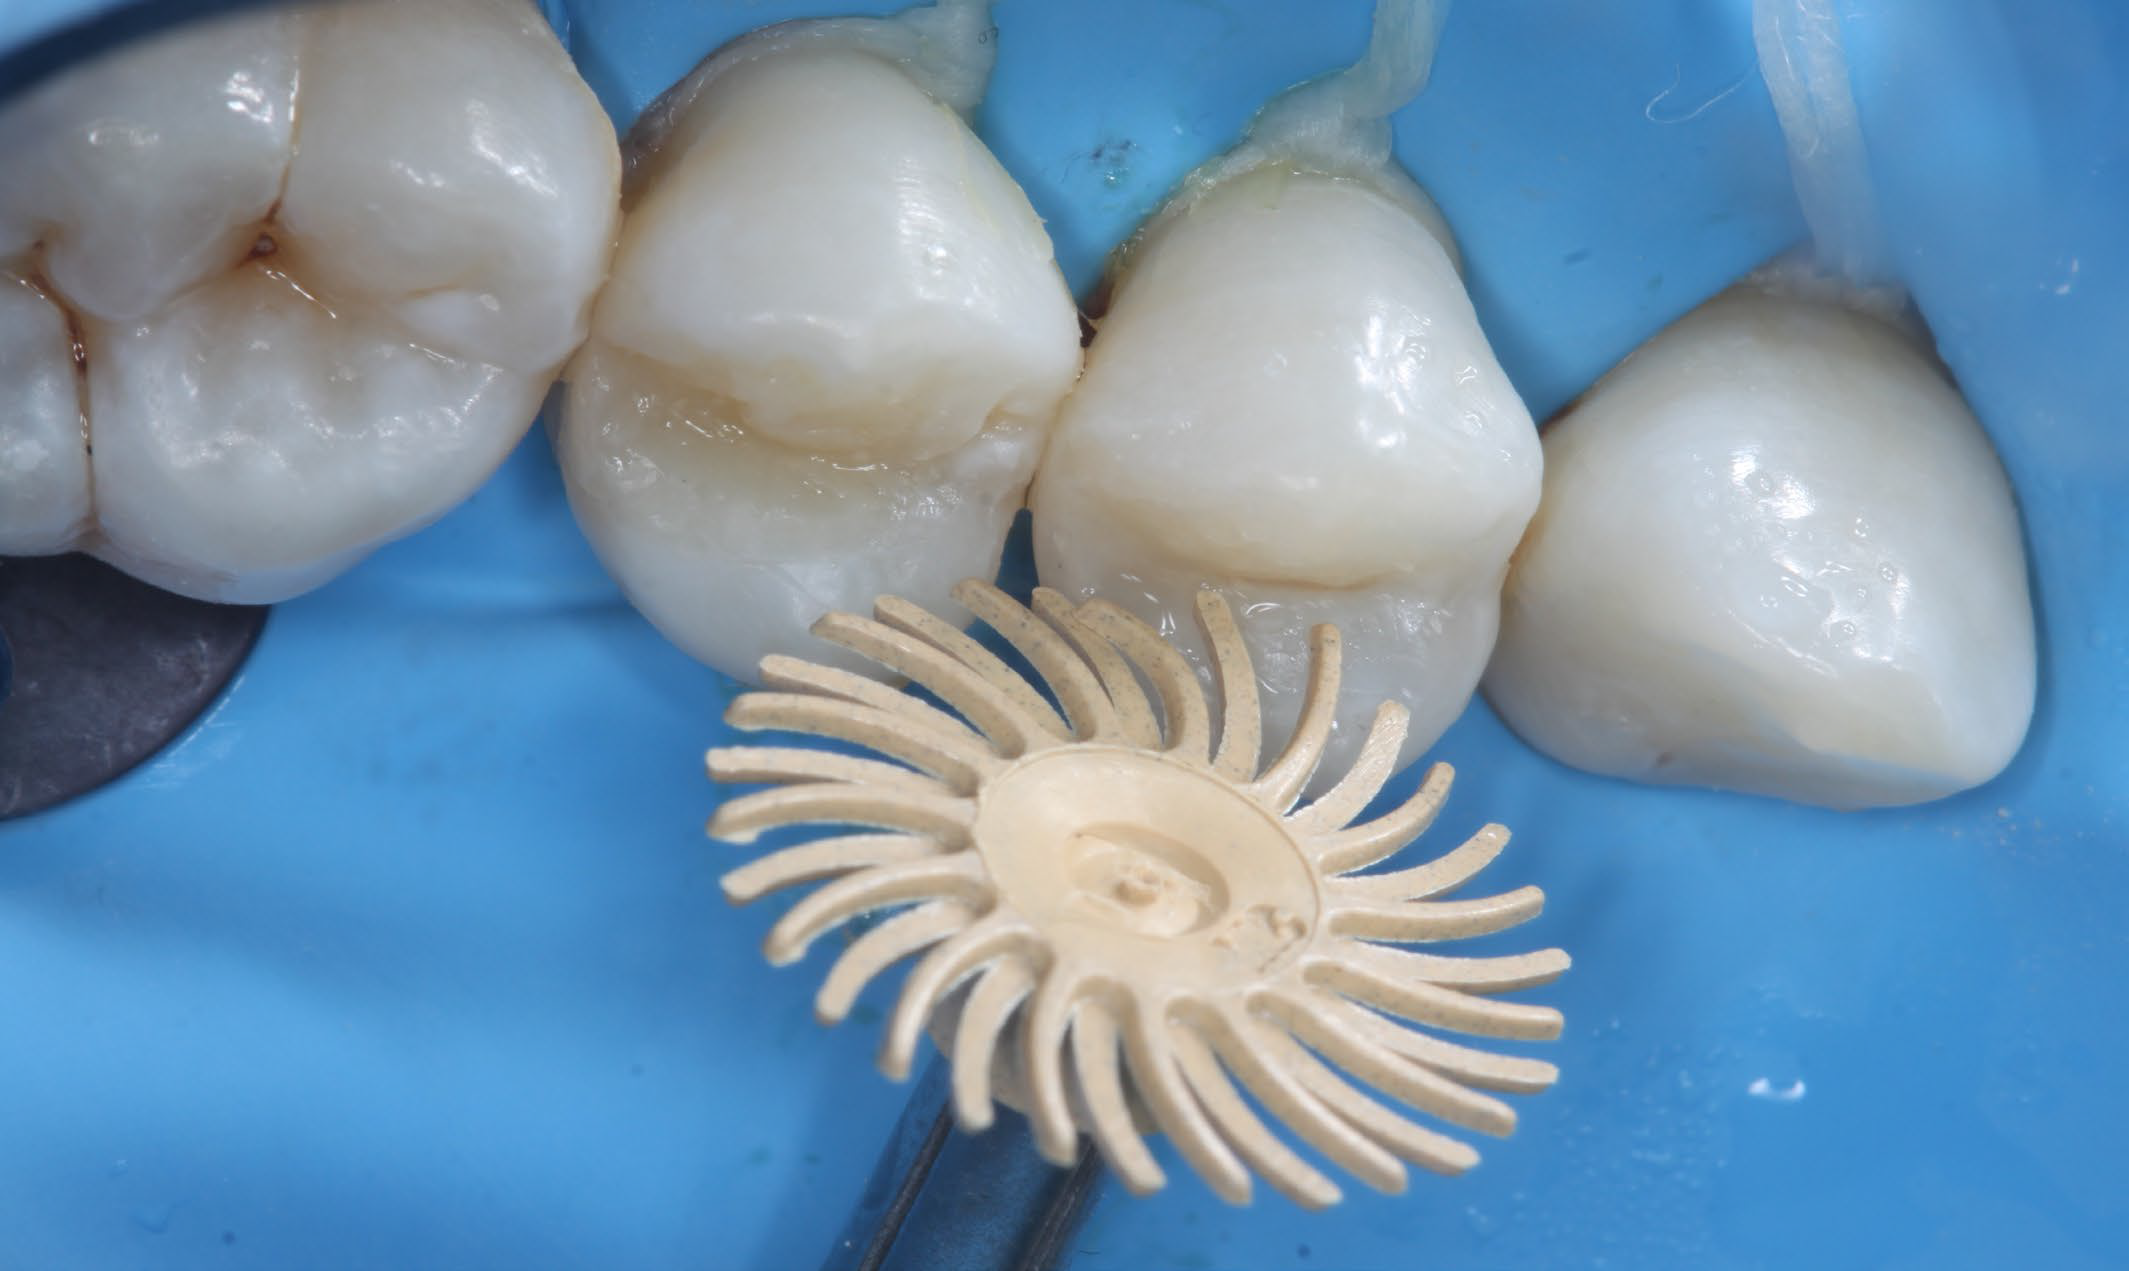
[0,0,619,602]
[0,272,86,554]
[558,29,1081,677]
[1484,286,2036,809]
[0,12,299,324]
[1032,164,1540,775]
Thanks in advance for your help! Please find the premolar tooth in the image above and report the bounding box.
[1031,70,1539,783]
[557,10,1081,677]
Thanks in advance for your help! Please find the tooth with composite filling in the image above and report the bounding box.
[1030,0,1538,784]
[1483,278,2037,810]
[553,1,1083,679]
[0,0,619,602]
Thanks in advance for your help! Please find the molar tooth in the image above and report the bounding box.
[85,262,545,602]
[0,0,619,603]
[276,0,617,374]
[0,11,299,323]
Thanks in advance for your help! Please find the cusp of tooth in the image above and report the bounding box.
[557,19,1082,679]
[0,11,300,325]
[1483,285,2037,809]
[1032,162,1541,781]
[0,0,620,602]
[0,271,86,554]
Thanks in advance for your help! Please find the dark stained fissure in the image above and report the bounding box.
[18,247,93,473]
[49,258,93,485]
[65,312,87,459]
[19,246,95,524]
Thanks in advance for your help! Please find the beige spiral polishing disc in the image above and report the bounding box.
[707,580,1568,1209]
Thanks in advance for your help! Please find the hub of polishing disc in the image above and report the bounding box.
[0,554,266,820]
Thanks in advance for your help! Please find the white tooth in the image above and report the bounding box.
[1483,284,2036,809]
[83,264,544,601]
[557,13,1081,677]
[1031,166,1539,779]
[0,11,299,323]
[0,0,618,603]
[0,271,87,554]
[276,0,615,374]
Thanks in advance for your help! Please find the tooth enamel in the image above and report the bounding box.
[84,263,548,601]
[0,271,87,555]
[275,0,613,374]
[556,13,1081,678]
[1031,160,1540,780]
[0,13,299,324]
[1483,284,2037,809]
[0,0,618,602]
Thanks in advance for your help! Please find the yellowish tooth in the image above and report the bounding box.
[1030,3,1535,786]
[557,13,1081,678]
